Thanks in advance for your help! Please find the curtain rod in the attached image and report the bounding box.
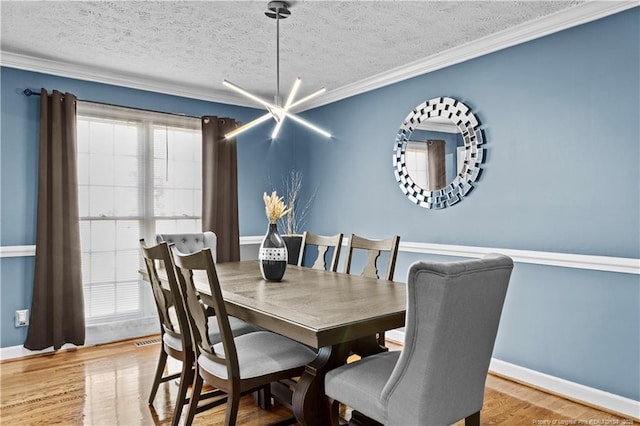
[23,88,203,120]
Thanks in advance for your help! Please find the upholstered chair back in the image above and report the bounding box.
[382,254,513,425]
[157,231,217,261]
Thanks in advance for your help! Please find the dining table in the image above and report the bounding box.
[143,260,406,425]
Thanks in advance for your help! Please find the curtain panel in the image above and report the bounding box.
[25,89,85,350]
[201,117,240,263]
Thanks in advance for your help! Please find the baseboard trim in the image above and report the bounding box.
[489,358,640,421]
[0,316,158,361]
[385,329,406,345]
[386,331,639,420]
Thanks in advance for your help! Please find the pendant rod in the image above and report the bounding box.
[275,6,280,106]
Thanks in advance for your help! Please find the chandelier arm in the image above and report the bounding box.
[271,118,286,139]
[288,87,326,110]
[223,80,277,111]
[284,78,302,110]
[225,113,273,139]
[283,111,331,138]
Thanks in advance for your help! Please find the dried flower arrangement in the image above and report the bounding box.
[263,191,291,224]
[278,170,317,235]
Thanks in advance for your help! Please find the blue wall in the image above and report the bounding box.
[292,9,640,400]
[0,67,294,347]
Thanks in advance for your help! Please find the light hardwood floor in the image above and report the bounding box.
[0,336,634,425]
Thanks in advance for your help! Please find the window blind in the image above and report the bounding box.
[77,102,201,324]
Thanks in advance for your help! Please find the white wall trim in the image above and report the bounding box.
[0,316,158,361]
[3,240,638,275]
[489,358,640,421]
[397,241,640,275]
[2,2,636,111]
[386,330,639,420]
[0,342,80,361]
[239,235,264,245]
[385,329,406,345]
[0,245,36,257]
[0,51,256,109]
[302,1,639,110]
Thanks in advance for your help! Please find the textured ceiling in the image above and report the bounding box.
[2,1,585,105]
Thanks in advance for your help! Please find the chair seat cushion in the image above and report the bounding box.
[199,331,317,380]
[325,351,401,424]
[163,316,257,352]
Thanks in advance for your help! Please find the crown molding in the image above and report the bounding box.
[302,1,639,110]
[0,52,256,108]
[1,2,637,111]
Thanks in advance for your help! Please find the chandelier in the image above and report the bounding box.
[223,1,331,140]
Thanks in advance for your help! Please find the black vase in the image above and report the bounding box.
[259,223,287,281]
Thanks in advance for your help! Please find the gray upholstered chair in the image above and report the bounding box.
[298,231,344,272]
[140,240,257,426]
[325,254,514,426]
[173,248,317,425]
[157,231,217,261]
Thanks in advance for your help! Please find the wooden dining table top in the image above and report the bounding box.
[145,260,407,349]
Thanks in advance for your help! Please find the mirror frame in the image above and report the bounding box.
[393,96,484,209]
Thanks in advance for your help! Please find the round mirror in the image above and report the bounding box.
[393,97,484,209]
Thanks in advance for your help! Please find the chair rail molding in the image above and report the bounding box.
[0,245,36,257]
[3,240,638,275]
[396,241,640,275]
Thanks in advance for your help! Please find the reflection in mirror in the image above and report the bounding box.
[393,97,484,209]
[405,117,467,191]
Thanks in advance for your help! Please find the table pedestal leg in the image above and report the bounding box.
[350,334,388,357]
[292,343,350,426]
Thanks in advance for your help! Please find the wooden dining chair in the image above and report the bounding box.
[343,234,400,346]
[140,240,257,426]
[173,248,317,426]
[325,254,514,426]
[343,234,400,281]
[297,231,344,272]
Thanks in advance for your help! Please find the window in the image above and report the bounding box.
[405,141,429,189]
[77,102,201,324]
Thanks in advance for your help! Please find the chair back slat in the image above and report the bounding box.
[298,231,344,272]
[173,249,240,380]
[344,234,400,281]
[362,250,381,279]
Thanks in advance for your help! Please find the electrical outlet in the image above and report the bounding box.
[15,310,29,327]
